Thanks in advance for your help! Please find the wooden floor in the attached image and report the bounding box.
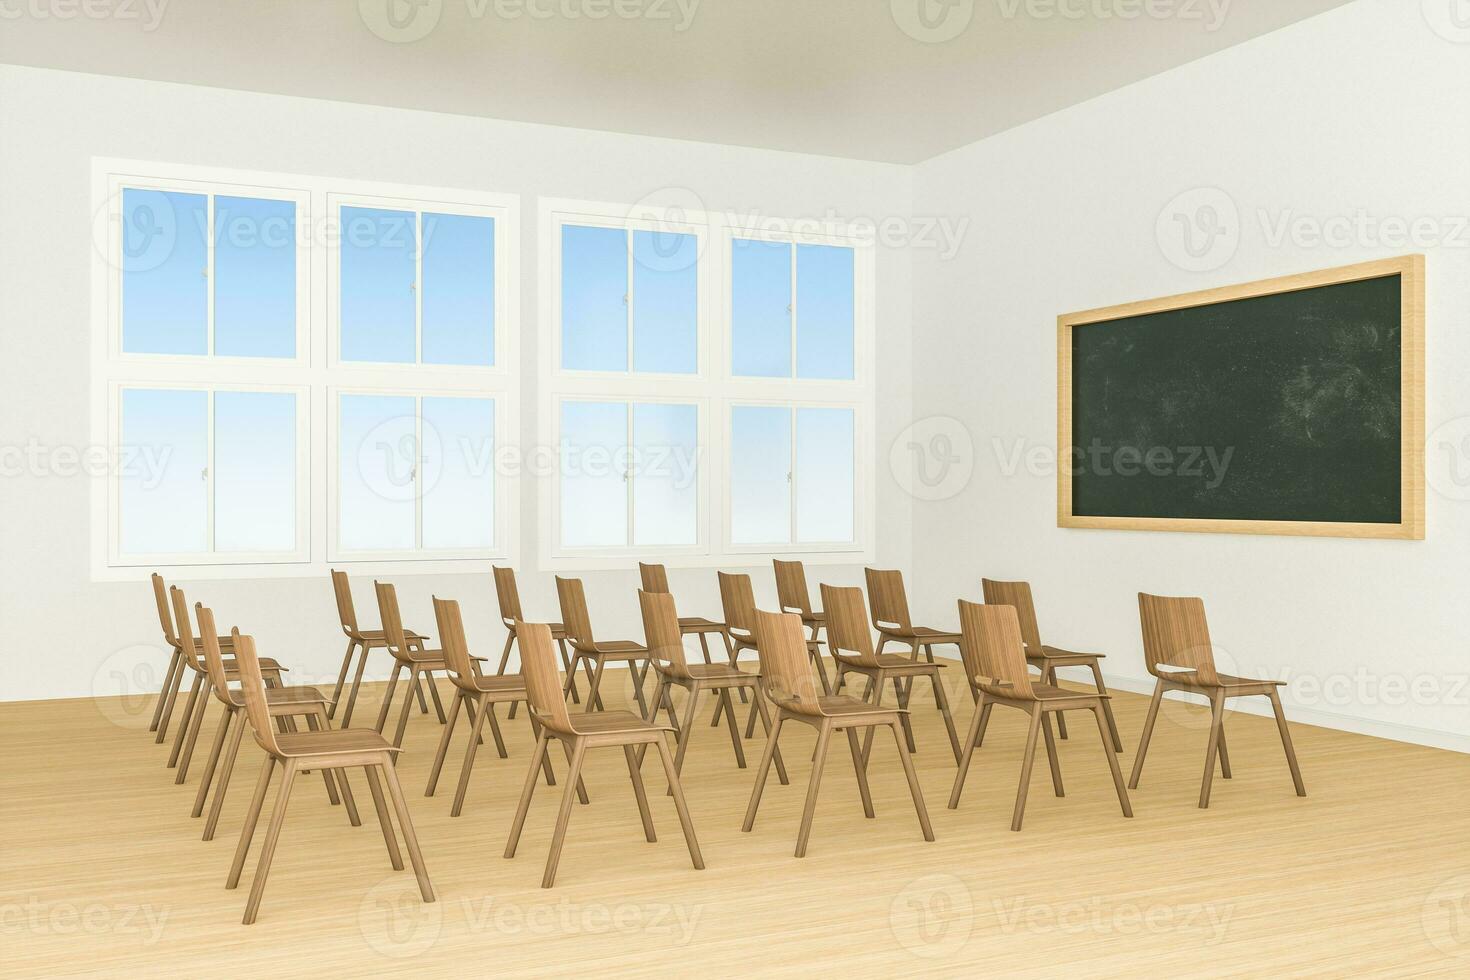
[4,664,1468,978]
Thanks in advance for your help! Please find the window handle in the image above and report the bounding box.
[622,293,629,305]
[786,472,792,483]
[409,282,416,292]
[200,467,208,481]
[786,304,792,314]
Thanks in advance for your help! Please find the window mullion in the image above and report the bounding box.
[789,406,798,545]
[415,397,425,550]
[788,241,797,378]
[625,402,636,547]
[206,194,216,357]
[625,229,635,372]
[415,211,425,365]
[206,389,217,553]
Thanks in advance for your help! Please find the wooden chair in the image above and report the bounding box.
[504,621,703,888]
[226,630,433,925]
[719,571,829,734]
[772,559,832,688]
[425,596,572,816]
[373,581,473,752]
[864,567,960,664]
[1131,593,1306,809]
[822,583,962,766]
[742,609,934,857]
[328,569,434,728]
[150,573,285,779]
[492,566,580,714]
[981,579,1123,752]
[948,599,1131,831]
[638,589,788,788]
[639,562,737,669]
[186,597,344,841]
[147,572,283,747]
[555,576,651,716]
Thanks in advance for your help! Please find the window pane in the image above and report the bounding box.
[632,403,697,546]
[796,244,855,380]
[339,394,417,551]
[121,189,207,355]
[214,391,296,552]
[214,196,297,358]
[120,388,207,554]
[560,401,628,547]
[340,206,416,363]
[422,213,495,367]
[561,225,628,371]
[795,407,854,543]
[730,405,791,544]
[731,239,791,377]
[632,230,697,374]
[422,396,495,550]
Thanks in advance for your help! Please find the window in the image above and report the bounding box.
[114,385,306,564]
[540,197,870,567]
[96,160,519,577]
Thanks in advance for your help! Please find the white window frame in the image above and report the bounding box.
[537,197,874,570]
[90,158,520,581]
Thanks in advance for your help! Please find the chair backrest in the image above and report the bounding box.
[555,576,596,651]
[718,571,757,643]
[638,562,671,594]
[1137,593,1220,684]
[151,573,179,648]
[492,566,524,626]
[231,629,283,757]
[373,581,414,664]
[957,599,1036,700]
[772,559,813,616]
[980,579,1043,652]
[192,601,236,706]
[330,569,361,636]
[864,568,913,632]
[753,609,826,717]
[639,589,690,678]
[819,583,877,667]
[167,584,206,672]
[516,621,572,733]
[432,596,478,687]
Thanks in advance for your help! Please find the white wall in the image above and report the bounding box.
[910,0,1470,750]
[0,65,914,703]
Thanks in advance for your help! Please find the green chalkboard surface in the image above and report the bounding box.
[1060,259,1422,537]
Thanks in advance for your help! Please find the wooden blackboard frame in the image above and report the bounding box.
[1057,255,1424,539]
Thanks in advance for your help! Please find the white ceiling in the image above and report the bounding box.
[0,0,1352,163]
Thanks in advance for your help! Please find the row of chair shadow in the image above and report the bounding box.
[141,561,1306,925]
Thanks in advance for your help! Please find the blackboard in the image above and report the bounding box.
[1058,257,1423,539]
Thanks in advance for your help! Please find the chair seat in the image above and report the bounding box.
[563,710,667,736]
[678,616,725,632]
[470,675,529,696]
[1030,682,1106,702]
[834,653,945,672]
[270,727,400,758]
[220,656,284,673]
[1163,669,1283,690]
[816,695,902,718]
[684,663,756,683]
[358,629,426,641]
[1029,644,1103,663]
[227,685,330,709]
[910,626,961,642]
[584,640,647,659]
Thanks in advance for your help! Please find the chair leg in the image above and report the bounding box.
[1045,666,1069,739]
[1128,677,1165,790]
[484,702,508,759]
[175,678,212,783]
[697,631,714,665]
[242,758,299,925]
[1040,711,1065,797]
[741,712,785,832]
[363,764,404,869]
[412,673,430,715]
[1088,661,1124,752]
[583,658,607,714]
[541,739,588,888]
[525,713,559,788]
[374,663,404,735]
[795,721,833,858]
[451,693,490,818]
[623,745,657,843]
[751,688,789,785]
[1199,690,1226,809]
[425,690,465,797]
[1011,704,1043,832]
[859,672,886,769]
[844,725,875,819]
[167,672,203,768]
[892,673,918,753]
[341,643,372,729]
[1216,713,1233,779]
[630,660,651,717]
[303,710,342,808]
[976,700,994,746]
[1093,704,1132,817]
[932,670,962,763]
[379,758,435,902]
[949,692,987,809]
[892,720,935,841]
[716,687,747,768]
[329,638,357,719]
[193,704,233,816]
[652,736,704,870]
[505,730,551,859]
[669,687,701,793]
[228,755,275,889]
[558,638,581,704]
[1269,688,1307,796]
[424,673,448,724]
[392,667,419,752]
[811,646,833,695]
[154,654,187,744]
[204,708,248,841]
[150,647,183,733]
[498,633,518,719]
